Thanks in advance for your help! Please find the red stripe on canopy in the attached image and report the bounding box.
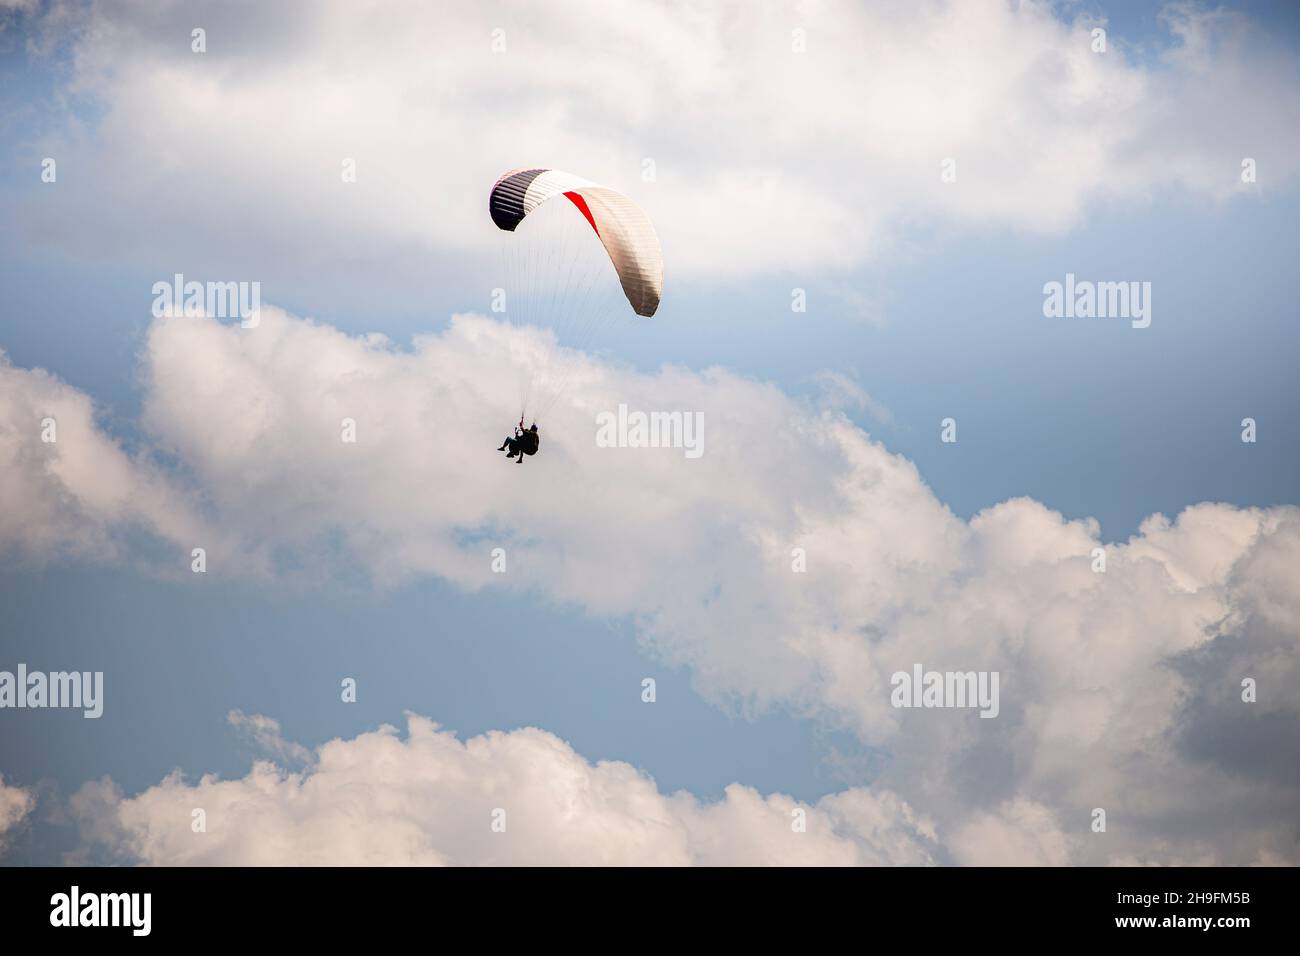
[563,191,599,236]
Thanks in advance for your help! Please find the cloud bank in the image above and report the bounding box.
[3,305,1296,864]
[0,350,210,567]
[73,714,937,866]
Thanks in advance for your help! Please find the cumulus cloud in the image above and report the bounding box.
[947,798,1073,866]
[0,350,213,567]
[7,304,1296,864]
[73,714,938,866]
[11,0,1299,296]
[0,774,35,854]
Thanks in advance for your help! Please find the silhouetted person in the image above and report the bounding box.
[497,422,540,464]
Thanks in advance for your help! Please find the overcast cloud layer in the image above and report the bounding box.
[3,305,1297,865]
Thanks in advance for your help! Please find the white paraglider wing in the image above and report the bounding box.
[490,168,663,317]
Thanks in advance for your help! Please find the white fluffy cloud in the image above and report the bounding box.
[4,305,1296,864]
[0,350,212,566]
[73,714,937,866]
[13,0,1299,294]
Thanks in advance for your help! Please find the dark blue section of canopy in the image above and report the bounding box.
[489,168,547,231]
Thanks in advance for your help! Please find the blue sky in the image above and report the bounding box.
[1,0,1298,866]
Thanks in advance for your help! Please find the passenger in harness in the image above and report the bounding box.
[497,421,540,464]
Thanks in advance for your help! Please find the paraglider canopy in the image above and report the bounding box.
[490,168,663,317]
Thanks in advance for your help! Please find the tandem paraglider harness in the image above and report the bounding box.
[499,421,540,464]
